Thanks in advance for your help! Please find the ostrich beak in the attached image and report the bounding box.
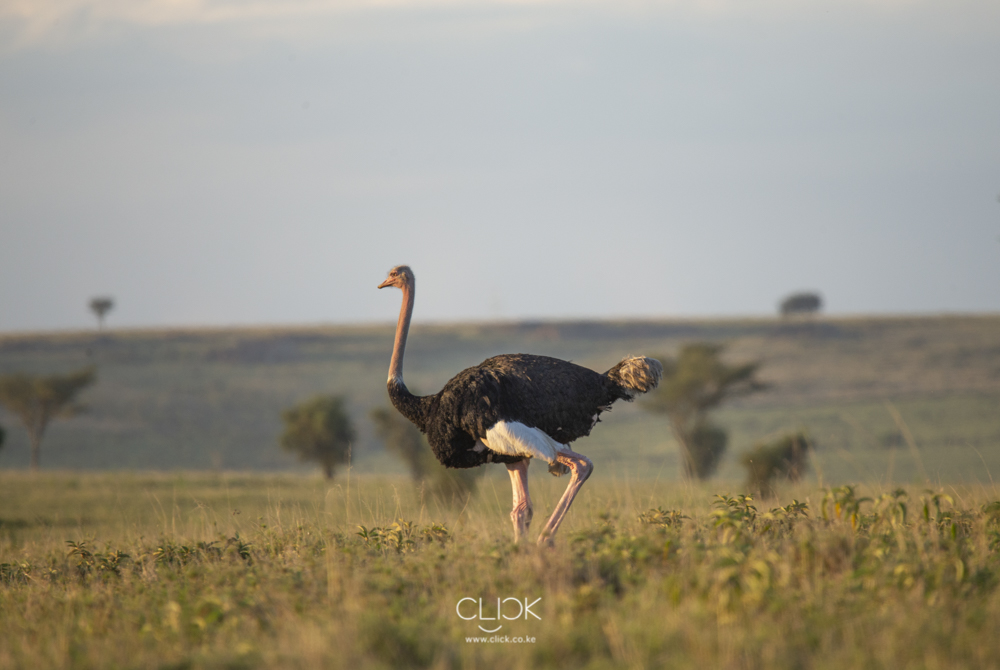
[377,278,393,289]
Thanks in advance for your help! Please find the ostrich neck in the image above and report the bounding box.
[386,280,432,431]
[388,282,414,384]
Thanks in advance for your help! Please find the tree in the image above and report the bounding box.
[89,297,114,330]
[280,395,355,479]
[0,367,96,471]
[370,406,483,504]
[741,432,812,498]
[779,293,822,316]
[644,343,764,480]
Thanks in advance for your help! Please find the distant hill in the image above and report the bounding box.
[0,315,998,481]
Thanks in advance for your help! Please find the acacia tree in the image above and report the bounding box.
[644,343,764,480]
[369,406,482,504]
[280,395,355,479]
[0,367,97,471]
[89,297,114,330]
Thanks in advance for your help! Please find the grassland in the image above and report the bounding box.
[0,315,998,484]
[2,315,1000,667]
[4,472,1000,669]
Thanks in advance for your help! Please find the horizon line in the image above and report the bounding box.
[2,309,998,340]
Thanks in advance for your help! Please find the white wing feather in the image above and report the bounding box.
[480,421,563,464]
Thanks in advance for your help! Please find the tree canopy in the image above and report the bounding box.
[0,367,96,470]
[89,297,114,330]
[779,293,822,316]
[644,343,764,479]
[279,395,355,479]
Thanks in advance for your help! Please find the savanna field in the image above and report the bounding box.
[4,474,1000,669]
[2,315,1000,668]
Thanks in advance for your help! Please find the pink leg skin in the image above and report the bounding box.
[506,460,533,542]
[537,448,594,546]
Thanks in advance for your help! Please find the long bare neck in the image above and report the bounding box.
[386,280,430,429]
[388,280,414,383]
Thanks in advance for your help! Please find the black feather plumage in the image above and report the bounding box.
[388,354,642,469]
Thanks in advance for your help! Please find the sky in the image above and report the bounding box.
[1,0,998,332]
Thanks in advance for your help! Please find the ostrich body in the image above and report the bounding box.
[378,265,662,544]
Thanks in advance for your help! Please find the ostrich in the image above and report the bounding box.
[378,265,662,545]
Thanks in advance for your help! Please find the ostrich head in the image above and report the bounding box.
[378,265,414,290]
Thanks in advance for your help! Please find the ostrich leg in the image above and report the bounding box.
[537,448,593,546]
[507,460,533,542]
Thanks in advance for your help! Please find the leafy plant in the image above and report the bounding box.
[638,507,688,528]
[921,489,954,523]
[821,485,872,529]
[758,500,809,534]
[711,494,759,545]
[356,521,424,554]
[66,540,130,578]
[421,523,451,544]
[151,536,251,566]
[0,561,31,584]
[872,488,909,528]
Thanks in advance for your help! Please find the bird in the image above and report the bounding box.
[378,265,662,545]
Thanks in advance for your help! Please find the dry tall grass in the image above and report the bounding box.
[2,472,1000,669]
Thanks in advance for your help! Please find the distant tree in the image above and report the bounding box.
[644,343,764,480]
[280,395,355,479]
[370,405,482,504]
[779,293,822,316]
[741,432,812,498]
[0,423,5,453]
[0,367,97,471]
[89,297,114,330]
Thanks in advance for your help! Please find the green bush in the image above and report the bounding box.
[280,395,355,479]
[741,432,811,497]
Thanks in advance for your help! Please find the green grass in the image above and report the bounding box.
[3,472,1000,668]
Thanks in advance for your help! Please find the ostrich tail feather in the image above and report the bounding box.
[605,356,663,399]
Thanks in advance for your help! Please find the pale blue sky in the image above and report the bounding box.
[1,0,998,331]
